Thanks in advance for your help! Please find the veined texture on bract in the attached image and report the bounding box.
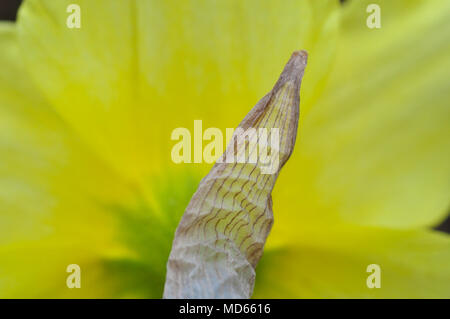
[164,51,308,298]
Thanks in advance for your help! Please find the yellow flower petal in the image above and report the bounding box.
[275,0,450,231]
[0,24,130,297]
[5,0,448,299]
[17,0,339,182]
[254,223,450,298]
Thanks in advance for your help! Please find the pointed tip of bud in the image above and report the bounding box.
[277,50,308,87]
[164,50,308,299]
[292,49,308,59]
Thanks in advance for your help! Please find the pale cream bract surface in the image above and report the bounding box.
[164,52,306,298]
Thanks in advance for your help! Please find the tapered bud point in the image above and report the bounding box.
[164,51,308,299]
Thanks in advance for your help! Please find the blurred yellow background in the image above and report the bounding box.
[0,0,448,298]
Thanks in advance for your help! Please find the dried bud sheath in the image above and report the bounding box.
[164,51,308,298]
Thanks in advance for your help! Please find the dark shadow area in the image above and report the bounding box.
[0,0,22,21]
[435,215,450,233]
